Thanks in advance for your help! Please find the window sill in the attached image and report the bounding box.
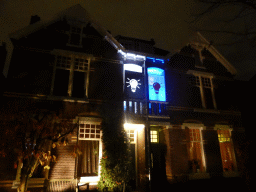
[66,43,83,48]
[188,173,210,180]
[223,171,239,178]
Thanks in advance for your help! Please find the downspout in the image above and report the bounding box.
[75,117,79,192]
[143,59,151,191]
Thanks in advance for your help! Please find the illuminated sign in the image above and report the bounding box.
[126,78,141,92]
[124,64,143,73]
[148,67,166,101]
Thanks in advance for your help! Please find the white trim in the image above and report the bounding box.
[181,123,206,130]
[187,70,214,78]
[214,124,233,131]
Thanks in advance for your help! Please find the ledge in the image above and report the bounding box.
[188,173,210,180]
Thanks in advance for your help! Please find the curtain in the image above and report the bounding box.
[78,140,99,176]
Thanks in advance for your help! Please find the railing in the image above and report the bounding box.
[47,179,77,192]
[123,100,168,116]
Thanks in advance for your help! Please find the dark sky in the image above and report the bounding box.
[1,0,255,81]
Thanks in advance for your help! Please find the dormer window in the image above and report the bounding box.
[68,26,83,46]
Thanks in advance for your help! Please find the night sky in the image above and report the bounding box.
[1,0,256,80]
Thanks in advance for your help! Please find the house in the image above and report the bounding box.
[0,4,247,192]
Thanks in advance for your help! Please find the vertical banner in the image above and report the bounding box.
[147,67,166,102]
[124,64,144,99]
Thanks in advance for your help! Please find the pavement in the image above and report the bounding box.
[161,177,251,192]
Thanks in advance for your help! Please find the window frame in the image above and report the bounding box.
[150,129,159,143]
[67,23,84,47]
[50,51,92,98]
[78,118,103,185]
[214,125,237,173]
[182,123,207,173]
[188,71,217,109]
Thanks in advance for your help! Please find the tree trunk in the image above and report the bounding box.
[18,174,28,192]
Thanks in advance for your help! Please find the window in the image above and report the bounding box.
[78,121,102,177]
[68,26,83,46]
[51,54,91,98]
[187,128,204,173]
[125,129,135,144]
[217,129,236,172]
[150,130,158,143]
[189,74,216,109]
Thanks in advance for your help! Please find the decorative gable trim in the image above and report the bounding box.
[189,32,237,76]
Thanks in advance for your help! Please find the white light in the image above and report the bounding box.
[118,50,146,60]
[124,123,145,130]
[126,78,141,92]
[124,64,143,73]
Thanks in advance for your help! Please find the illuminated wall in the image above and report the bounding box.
[147,67,166,102]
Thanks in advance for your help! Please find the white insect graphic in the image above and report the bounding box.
[126,78,141,92]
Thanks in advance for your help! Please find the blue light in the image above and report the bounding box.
[147,67,164,76]
[155,59,165,63]
[147,67,166,102]
[147,57,156,62]
[147,57,164,64]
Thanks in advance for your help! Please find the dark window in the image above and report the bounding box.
[53,69,69,96]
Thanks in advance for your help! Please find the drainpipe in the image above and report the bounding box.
[143,59,151,191]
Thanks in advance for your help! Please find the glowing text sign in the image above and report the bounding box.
[148,67,166,102]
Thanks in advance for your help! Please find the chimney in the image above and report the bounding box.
[30,15,40,24]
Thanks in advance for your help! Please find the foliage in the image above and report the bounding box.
[97,103,134,192]
[0,104,78,192]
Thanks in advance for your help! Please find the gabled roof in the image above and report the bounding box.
[9,4,124,51]
[189,32,237,75]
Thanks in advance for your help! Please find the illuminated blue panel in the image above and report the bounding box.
[148,67,166,102]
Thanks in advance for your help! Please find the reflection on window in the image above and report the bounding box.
[217,129,236,172]
[187,128,204,173]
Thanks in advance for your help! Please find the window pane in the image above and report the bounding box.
[53,69,69,96]
[72,71,86,98]
[217,129,235,172]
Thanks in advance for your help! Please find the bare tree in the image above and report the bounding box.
[191,0,256,46]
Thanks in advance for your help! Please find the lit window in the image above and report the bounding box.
[150,130,158,143]
[79,123,101,140]
[125,129,135,144]
[187,128,204,173]
[217,129,236,172]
